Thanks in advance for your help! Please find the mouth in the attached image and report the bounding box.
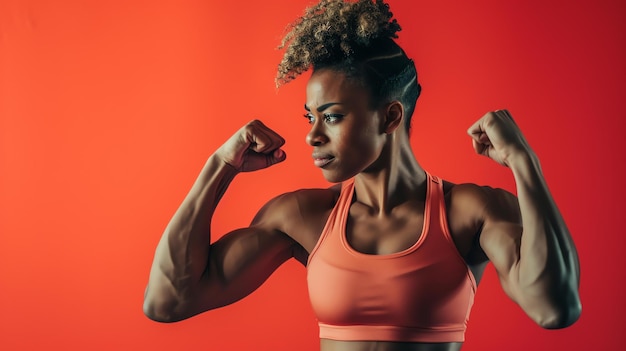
[312,153,335,168]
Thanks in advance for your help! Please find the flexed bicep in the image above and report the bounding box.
[477,188,523,296]
[478,185,580,328]
[199,227,297,311]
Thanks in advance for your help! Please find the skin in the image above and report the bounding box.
[143,68,581,351]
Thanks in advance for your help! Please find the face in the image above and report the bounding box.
[304,69,388,183]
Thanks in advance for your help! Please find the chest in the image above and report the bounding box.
[293,186,479,265]
[345,202,428,255]
[306,195,478,331]
[343,199,477,261]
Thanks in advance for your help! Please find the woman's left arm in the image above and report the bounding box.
[467,110,581,329]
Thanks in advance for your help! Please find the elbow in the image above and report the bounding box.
[534,299,582,329]
[142,288,187,323]
[143,299,181,323]
[143,305,173,323]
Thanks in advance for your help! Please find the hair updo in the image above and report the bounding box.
[276,0,421,132]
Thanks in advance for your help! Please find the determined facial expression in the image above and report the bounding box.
[305,69,388,183]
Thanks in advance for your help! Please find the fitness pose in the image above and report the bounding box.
[144,1,581,350]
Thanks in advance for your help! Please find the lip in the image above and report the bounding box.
[312,153,335,168]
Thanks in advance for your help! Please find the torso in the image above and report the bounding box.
[279,178,490,351]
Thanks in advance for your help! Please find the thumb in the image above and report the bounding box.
[267,148,287,166]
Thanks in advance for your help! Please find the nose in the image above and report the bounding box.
[306,120,329,146]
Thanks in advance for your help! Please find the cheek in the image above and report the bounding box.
[338,130,382,162]
[357,121,384,151]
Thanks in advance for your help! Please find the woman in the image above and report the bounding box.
[143,0,581,350]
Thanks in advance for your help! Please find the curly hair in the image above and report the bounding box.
[276,0,421,132]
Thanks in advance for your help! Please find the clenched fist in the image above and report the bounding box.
[467,110,533,167]
[216,120,286,172]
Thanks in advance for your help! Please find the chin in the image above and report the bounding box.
[321,169,354,184]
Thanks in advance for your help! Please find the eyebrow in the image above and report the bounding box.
[304,102,342,112]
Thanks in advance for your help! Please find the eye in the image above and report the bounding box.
[324,113,344,124]
[303,113,315,124]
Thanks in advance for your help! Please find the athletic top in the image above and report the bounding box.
[306,172,477,343]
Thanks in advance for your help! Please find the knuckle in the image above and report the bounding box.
[243,120,261,131]
[242,121,260,133]
[484,114,497,126]
[241,123,253,133]
[248,119,265,128]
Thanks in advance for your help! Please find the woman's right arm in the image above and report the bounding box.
[143,120,294,322]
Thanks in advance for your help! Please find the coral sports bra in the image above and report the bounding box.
[306,172,477,343]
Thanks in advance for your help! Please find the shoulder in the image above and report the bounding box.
[441,179,521,263]
[283,185,342,215]
[253,185,340,224]
[443,181,519,219]
[251,184,342,252]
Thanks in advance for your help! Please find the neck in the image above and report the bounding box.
[353,131,426,216]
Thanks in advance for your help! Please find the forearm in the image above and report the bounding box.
[509,151,581,327]
[144,154,238,321]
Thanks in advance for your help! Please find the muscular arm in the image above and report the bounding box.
[143,120,297,322]
[143,155,298,322]
[467,110,581,329]
[480,152,581,329]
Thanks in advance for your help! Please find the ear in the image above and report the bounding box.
[383,101,404,134]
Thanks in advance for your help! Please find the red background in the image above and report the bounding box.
[1,0,624,350]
